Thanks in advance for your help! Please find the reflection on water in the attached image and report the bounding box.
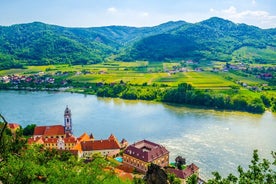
[0,90,275,179]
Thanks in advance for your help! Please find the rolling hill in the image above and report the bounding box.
[119,17,276,63]
[0,17,275,69]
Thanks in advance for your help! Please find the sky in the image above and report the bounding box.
[0,0,275,29]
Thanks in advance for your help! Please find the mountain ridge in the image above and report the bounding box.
[0,17,275,69]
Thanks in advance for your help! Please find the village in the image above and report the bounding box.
[6,106,204,184]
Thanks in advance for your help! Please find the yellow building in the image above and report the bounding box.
[123,140,169,173]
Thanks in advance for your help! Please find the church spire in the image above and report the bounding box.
[64,105,72,134]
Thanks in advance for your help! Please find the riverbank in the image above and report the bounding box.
[1,63,275,114]
[1,90,276,179]
[0,80,272,114]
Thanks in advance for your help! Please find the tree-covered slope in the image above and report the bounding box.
[0,17,275,69]
[118,17,276,62]
[0,22,117,68]
[91,20,187,45]
[0,21,187,69]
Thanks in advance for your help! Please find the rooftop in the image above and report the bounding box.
[166,163,199,179]
[34,125,65,136]
[81,139,121,151]
[124,140,169,162]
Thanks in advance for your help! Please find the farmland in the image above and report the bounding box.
[0,61,267,88]
[0,61,275,113]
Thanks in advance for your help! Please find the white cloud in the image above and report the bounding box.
[210,6,276,28]
[140,12,149,17]
[209,8,215,13]
[222,6,237,14]
[107,7,118,13]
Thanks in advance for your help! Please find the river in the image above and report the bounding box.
[0,90,275,180]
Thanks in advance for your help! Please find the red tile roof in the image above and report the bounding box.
[33,125,65,136]
[166,163,199,179]
[28,137,44,144]
[81,139,121,151]
[124,140,169,162]
[44,125,65,136]
[64,137,78,144]
[33,126,46,136]
[8,123,20,130]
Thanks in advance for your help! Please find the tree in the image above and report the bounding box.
[187,174,198,184]
[175,156,186,170]
[261,95,271,108]
[23,124,36,136]
[0,114,8,146]
[168,173,181,184]
[0,113,131,184]
[144,163,169,184]
[207,150,276,184]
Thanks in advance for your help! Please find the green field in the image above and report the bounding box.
[0,61,271,92]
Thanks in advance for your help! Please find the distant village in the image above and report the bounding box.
[7,106,204,184]
[1,62,274,93]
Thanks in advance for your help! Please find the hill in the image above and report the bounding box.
[0,17,275,69]
[119,17,276,63]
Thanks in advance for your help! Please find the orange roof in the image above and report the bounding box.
[71,142,83,153]
[78,133,90,142]
[114,168,133,181]
[108,134,116,140]
[64,137,78,144]
[81,139,121,151]
[28,137,44,144]
[34,125,65,136]
[8,123,20,130]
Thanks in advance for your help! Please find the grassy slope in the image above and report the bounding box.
[232,46,276,64]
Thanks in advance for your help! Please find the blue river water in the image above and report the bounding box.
[0,90,275,179]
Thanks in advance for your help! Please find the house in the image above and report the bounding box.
[123,140,169,173]
[32,106,73,139]
[166,163,201,184]
[7,123,20,133]
[76,134,121,158]
[27,106,124,157]
[27,136,44,145]
[33,125,66,138]
[28,132,91,151]
[259,73,273,80]
[28,106,75,149]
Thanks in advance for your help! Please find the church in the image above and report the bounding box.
[28,106,80,150]
[33,105,73,138]
[28,106,127,156]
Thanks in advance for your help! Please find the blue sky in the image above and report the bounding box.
[0,0,275,28]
